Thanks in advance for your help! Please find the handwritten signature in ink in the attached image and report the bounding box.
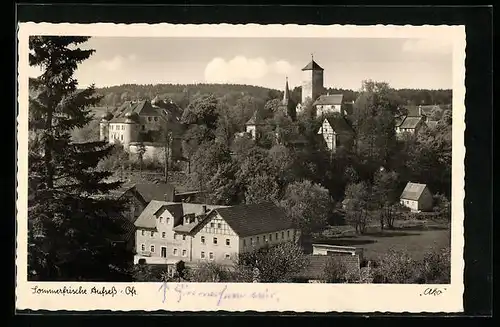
[158,282,279,306]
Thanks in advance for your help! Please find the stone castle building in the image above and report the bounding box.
[99,97,183,160]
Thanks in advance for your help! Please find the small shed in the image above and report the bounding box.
[400,182,433,212]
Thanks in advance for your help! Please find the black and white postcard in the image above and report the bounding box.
[16,23,465,312]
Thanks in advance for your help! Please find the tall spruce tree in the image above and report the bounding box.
[28,36,132,281]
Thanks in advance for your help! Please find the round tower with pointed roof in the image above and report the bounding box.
[99,111,114,141]
[301,54,324,105]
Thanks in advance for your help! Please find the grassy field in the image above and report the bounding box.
[309,220,451,263]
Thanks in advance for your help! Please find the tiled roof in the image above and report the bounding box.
[313,94,343,106]
[211,202,295,238]
[134,200,165,229]
[319,116,354,135]
[134,200,228,230]
[133,183,176,203]
[173,222,198,233]
[302,60,324,71]
[294,254,361,280]
[109,100,177,123]
[399,117,423,129]
[400,182,428,201]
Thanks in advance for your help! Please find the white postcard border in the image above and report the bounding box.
[16,23,466,313]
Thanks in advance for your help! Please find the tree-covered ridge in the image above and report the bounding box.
[93,83,452,110]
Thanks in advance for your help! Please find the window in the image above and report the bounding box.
[210,222,215,228]
[122,125,125,130]
[243,239,246,247]
[201,236,205,244]
[282,231,285,239]
[269,234,272,241]
[162,232,166,238]
[209,252,214,260]
[201,251,205,259]
[182,249,187,257]
[217,223,221,229]
[225,254,230,260]
[142,125,145,130]
[159,217,164,223]
[226,239,230,246]
[250,237,253,245]
[120,135,123,141]
[264,235,268,243]
[141,230,145,236]
[174,233,177,240]
[154,117,159,121]
[161,247,167,258]
[150,231,154,237]
[257,236,260,244]
[167,217,170,224]
[173,248,178,256]
[287,231,290,238]
[141,244,145,251]
[148,117,152,121]
[182,235,186,241]
[150,245,155,253]
[276,232,278,240]
[213,237,218,245]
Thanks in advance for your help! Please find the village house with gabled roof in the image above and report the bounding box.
[400,182,433,212]
[395,104,441,137]
[313,94,345,117]
[99,98,184,160]
[133,201,300,275]
[316,115,355,152]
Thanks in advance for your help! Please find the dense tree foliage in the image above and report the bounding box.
[28,36,133,281]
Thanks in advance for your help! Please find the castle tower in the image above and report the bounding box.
[122,112,139,146]
[99,112,113,141]
[301,54,324,104]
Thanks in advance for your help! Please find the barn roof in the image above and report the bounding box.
[399,117,423,129]
[400,182,429,201]
[313,94,343,106]
[205,202,295,238]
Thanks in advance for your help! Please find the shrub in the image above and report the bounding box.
[372,248,419,283]
[415,246,451,284]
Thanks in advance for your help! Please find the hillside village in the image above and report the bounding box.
[28,37,452,284]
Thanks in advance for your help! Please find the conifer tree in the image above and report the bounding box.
[28,36,132,281]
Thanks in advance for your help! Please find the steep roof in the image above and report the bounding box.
[110,100,178,123]
[400,182,429,201]
[132,183,176,203]
[134,200,228,230]
[211,202,295,237]
[302,60,324,71]
[293,254,361,280]
[313,94,343,106]
[399,117,423,129]
[319,116,354,135]
[134,200,165,229]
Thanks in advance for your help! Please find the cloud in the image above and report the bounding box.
[204,56,294,83]
[402,38,452,55]
[97,54,137,71]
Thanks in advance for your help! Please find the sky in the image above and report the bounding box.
[29,37,453,91]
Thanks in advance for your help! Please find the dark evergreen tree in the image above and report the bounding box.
[28,36,132,281]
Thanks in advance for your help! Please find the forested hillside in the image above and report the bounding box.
[94,83,452,110]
